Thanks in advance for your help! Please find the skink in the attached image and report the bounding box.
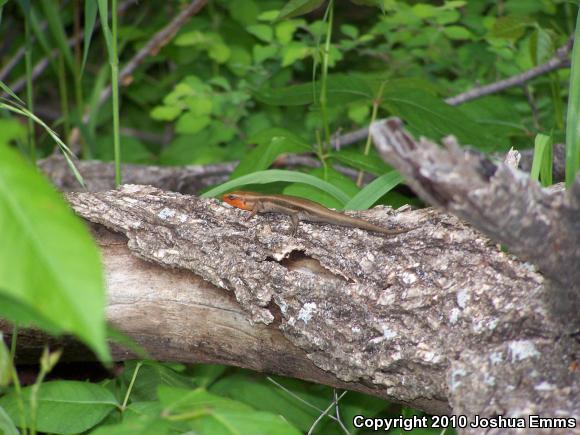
[222,191,413,236]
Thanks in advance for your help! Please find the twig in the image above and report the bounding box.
[307,391,348,435]
[446,36,573,105]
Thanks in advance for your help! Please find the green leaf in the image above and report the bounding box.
[39,0,76,73]
[488,16,529,40]
[281,42,311,67]
[531,133,552,186]
[345,171,404,210]
[231,128,311,178]
[277,0,326,20]
[329,149,390,175]
[184,96,213,116]
[253,44,279,63]
[119,361,196,402]
[0,406,19,435]
[529,26,554,65]
[208,42,231,63]
[566,8,580,186]
[443,25,472,40]
[150,105,183,121]
[201,169,351,205]
[0,334,11,387]
[90,413,171,435]
[283,167,359,209]
[0,144,109,361]
[0,381,118,434]
[81,0,98,74]
[159,387,301,435]
[381,87,497,151]
[175,113,211,134]
[254,73,374,106]
[247,24,274,42]
[97,0,113,63]
[229,0,259,25]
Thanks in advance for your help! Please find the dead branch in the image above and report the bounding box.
[5,176,577,428]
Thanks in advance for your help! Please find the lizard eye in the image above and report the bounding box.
[227,194,236,200]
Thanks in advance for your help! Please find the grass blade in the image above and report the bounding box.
[344,171,404,210]
[81,0,98,75]
[202,169,351,205]
[565,8,580,186]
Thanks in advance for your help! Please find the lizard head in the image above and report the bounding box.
[222,191,257,211]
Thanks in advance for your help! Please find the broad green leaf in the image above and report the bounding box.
[159,387,300,435]
[191,364,228,389]
[118,361,196,403]
[81,0,98,74]
[159,386,252,414]
[201,169,351,205]
[175,113,211,134]
[0,406,19,435]
[0,118,27,144]
[529,26,554,65]
[382,87,497,151]
[90,413,171,435]
[247,24,274,42]
[277,0,325,20]
[184,96,213,116]
[0,381,118,434]
[0,334,11,387]
[566,8,580,187]
[347,103,370,123]
[188,409,301,434]
[254,44,278,63]
[231,128,311,178]
[254,73,374,106]
[229,0,259,25]
[329,149,390,175]
[275,20,303,44]
[488,16,529,40]
[0,144,108,361]
[345,171,404,210]
[443,25,472,40]
[208,42,231,63]
[281,42,311,67]
[150,105,183,121]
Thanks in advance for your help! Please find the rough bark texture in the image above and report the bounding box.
[10,120,578,432]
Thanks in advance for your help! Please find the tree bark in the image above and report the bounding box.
[6,120,579,432]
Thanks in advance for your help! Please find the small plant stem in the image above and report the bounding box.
[121,361,143,410]
[356,81,387,187]
[319,0,334,153]
[9,325,28,435]
[111,0,122,185]
[23,10,36,163]
[58,53,71,141]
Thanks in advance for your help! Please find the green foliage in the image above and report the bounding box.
[0,143,108,361]
[0,381,119,434]
[0,0,578,433]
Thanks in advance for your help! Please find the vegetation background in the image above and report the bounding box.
[0,0,578,433]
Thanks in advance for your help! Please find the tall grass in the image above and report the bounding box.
[565,8,580,187]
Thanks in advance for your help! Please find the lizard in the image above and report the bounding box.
[222,191,414,236]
